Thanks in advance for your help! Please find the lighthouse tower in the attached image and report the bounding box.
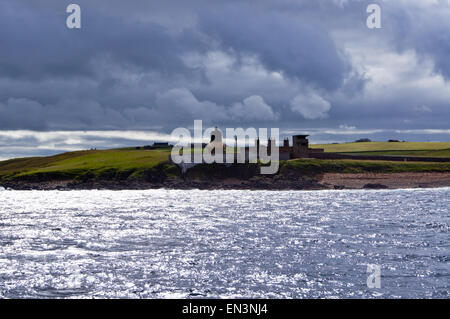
[210,127,223,146]
[207,126,225,158]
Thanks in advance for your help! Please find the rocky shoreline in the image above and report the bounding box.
[1,172,449,191]
[0,175,323,191]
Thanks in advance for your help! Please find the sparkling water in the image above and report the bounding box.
[0,188,448,298]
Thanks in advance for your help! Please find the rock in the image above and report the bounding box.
[363,183,388,189]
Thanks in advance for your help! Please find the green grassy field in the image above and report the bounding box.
[281,159,450,175]
[1,142,449,183]
[331,149,450,157]
[0,148,172,182]
[310,142,450,157]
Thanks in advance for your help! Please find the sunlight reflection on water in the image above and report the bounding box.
[0,188,449,298]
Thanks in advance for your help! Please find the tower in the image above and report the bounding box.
[255,138,260,154]
[292,135,310,157]
[293,135,309,148]
[210,127,223,145]
[209,127,224,156]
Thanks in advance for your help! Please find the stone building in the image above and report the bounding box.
[279,135,324,159]
[169,130,324,171]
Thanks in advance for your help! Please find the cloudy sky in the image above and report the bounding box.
[1,0,450,159]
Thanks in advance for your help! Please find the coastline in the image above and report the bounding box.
[2,171,449,191]
[319,172,450,190]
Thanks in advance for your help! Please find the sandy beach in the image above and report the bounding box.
[320,172,450,189]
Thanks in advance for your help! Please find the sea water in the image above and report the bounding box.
[0,188,448,298]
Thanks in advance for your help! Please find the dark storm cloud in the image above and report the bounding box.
[0,0,449,160]
[197,5,350,90]
[0,1,203,80]
[0,98,48,130]
[381,0,450,80]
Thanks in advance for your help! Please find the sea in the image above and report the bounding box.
[0,188,448,298]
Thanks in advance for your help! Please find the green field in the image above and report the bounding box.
[310,142,450,157]
[0,142,449,184]
[0,148,173,182]
[281,159,450,175]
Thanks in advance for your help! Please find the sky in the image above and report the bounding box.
[1,0,450,160]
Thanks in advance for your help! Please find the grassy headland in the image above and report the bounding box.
[0,148,175,183]
[0,142,449,190]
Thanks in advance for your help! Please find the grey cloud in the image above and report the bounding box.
[0,0,450,160]
[229,96,278,121]
[154,88,278,124]
[0,1,206,81]
[290,90,332,120]
[383,0,450,79]
[0,98,48,130]
[197,5,350,91]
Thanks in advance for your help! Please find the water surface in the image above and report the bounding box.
[0,188,448,298]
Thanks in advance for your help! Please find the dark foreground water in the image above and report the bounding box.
[0,188,448,298]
